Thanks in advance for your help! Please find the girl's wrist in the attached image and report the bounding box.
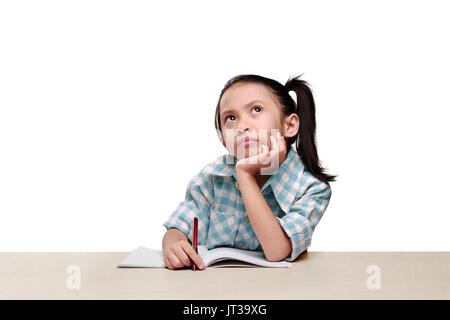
[236,167,256,181]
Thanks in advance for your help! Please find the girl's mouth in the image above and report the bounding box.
[238,137,257,147]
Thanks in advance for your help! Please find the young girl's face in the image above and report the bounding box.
[219,82,285,160]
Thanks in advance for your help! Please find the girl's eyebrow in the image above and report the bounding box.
[221,100,265,118]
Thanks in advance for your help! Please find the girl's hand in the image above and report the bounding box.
[236,131,287,177]
[163,240,206,270]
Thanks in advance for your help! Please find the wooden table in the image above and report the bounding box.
[1,251,449,299]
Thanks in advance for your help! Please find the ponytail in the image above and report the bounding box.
[285,75,337,184]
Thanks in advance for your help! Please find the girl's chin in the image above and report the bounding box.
[228,143,262,160]
[234,150,260,160]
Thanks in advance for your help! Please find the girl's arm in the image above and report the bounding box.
[237,170,292,262]
[162,171,213,249]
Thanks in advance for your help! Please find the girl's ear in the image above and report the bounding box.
[283,113,300,138]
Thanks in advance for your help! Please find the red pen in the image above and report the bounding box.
[192,217,198,271]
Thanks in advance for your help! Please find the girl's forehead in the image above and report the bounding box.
[220,82,275,108]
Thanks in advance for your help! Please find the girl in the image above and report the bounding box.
[162,74,337,270]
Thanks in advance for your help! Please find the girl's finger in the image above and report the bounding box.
[277,132,285,150]
[173,245,192,267]
[277,131,284,145]
[164,255,173,269]
[182,242,206,270]
[270,135,278,153]
[167,252,181,268]
[260,145,270,164]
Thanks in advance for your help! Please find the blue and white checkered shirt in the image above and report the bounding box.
[163,145,332,262]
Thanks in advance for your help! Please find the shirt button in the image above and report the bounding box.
[237,241,245,248]
[245,216,250,223]
[235,181,239,190]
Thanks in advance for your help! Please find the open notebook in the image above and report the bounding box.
[117,245,292,268]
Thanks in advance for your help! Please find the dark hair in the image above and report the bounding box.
[214,74,337,184]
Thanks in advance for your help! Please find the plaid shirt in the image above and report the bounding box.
[163,145,332,262]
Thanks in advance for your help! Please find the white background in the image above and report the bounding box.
[1,0,449,252]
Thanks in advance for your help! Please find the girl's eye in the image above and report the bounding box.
[225,115,235,123]
[224,106,261,123]
[252,106,262,113]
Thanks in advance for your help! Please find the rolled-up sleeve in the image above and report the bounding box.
[163,172,214,245]
[277,177,332,262]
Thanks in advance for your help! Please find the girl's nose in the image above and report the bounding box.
[237,127,249,135]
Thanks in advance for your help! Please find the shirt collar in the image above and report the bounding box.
[206,145,305,214]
